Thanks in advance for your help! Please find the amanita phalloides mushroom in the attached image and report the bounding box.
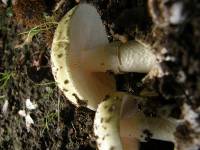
[94,93,177,150]
[51,3,176,150]
[51,3,157,110]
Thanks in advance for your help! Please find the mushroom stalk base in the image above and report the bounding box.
[82,41,157,74]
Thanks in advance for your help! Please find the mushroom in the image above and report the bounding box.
[51,3,175,150]
[94,93,177,150]
[51,3,157,110]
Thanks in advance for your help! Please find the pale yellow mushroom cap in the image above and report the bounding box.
[51,4,116,110]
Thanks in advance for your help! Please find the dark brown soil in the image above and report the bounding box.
[0,0,200,150]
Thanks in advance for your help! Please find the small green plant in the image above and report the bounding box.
[19,21,58,35]
[0,95,6,99]
[0,71,13,89]
[34,81,56,100]
[17,21,58,47]
[33,81,56,87]
[43,111,58,131]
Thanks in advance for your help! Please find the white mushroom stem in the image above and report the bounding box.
[94,93,177,150]
[82,40,157,73]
